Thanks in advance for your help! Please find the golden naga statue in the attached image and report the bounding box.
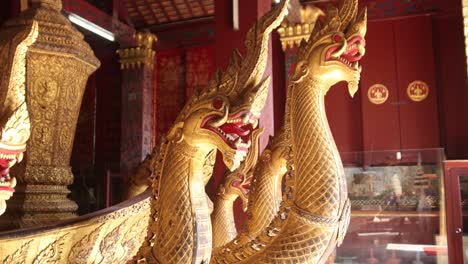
[212,128,263,248]
[0,0,368,263]
[134,1,290,262]
[211,127,289,254]
[212,0,367,263]
[0,0,288,261]
[0,22,38,216]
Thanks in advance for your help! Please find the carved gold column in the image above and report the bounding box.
[117,32,156,176]
[276,3,324,50]
[0,0,100,228]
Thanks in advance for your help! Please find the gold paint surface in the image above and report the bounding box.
[1,0,100,227]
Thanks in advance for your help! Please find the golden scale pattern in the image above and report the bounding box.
[212,0,365,262]
[245,136,286,238]
[153,143,196,263]
[0,0,366,263]
[211,128,263,248]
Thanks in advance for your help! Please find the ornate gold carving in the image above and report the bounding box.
[2,240,32,264]
[0,0,100,226]
[0,0,367,263]
[68,224,104,264]
[0,194,150,263]
[117,32,157,70]
[132,1,290,263]
[277,3,324,50]
[33,234,67,264]
[368,84,389,105]
[213,0,367,262]
[407,80,429,102]
[212,128,263,248]
[0,21,39,216]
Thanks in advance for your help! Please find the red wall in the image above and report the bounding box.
[361,16,440,152]
[432,2,468,159]
[283,14,448,165]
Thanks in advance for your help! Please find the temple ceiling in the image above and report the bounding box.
[124,0,214,28]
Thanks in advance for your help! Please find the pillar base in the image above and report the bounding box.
[0,184,77,229]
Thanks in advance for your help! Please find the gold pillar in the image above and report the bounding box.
[117,32,157,70]
[117,32,156,174]
[0,0,100,228]
[276,3,324,51]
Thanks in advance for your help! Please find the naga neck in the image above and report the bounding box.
[246,158,283,237]
[289,77,347,217]
[212,193,238,248]
[152,141,214,264]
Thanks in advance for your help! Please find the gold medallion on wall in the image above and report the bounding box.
[407,80,429,102]
[367,84,389,105]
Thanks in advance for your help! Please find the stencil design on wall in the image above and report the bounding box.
[407,80,429,102]
[368,84,389,105]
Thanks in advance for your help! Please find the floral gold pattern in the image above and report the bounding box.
[368,84,389,105]
[1,0,100,227]
[407,80,429,102]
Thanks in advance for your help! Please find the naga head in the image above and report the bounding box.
[167,0,289,171]
[0,22,39,215]
[217,128,263,211]
[291,0,367,97]
[218,171,253,211]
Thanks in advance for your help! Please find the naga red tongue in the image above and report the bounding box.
[0,186,14,192]
[219,123,249,136]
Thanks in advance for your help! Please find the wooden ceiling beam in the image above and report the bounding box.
[198,0,208,15]
[128,0,149,26]
[170,0,183,20]
[155,0,171,22]
[183,0,195,17]
[144,0,160,24]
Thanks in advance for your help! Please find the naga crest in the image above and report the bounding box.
[167,0,290,171]
[218,128,263,211]
[290,0,367,97]
[0,22,39,215]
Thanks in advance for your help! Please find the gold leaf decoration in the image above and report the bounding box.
[68,224,104,264]
[32,234,67,264]
[2,240,32,264]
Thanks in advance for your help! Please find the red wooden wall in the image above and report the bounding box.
[361,16,440,153]
[432,0,468,159]
[153,45,215,139]
[283,14,448,165]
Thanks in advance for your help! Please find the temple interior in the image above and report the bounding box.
[0,0,467,263]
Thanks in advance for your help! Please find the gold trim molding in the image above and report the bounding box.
[117,32,157,70]
[277,4,324,51]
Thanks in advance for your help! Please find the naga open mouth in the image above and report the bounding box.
[202,111,258,151]
[326,36,366,70]
[232,174,252,196]
[0,151,22,193]
[0,159,15,193]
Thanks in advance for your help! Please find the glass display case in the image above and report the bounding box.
[336,148,448,264]
[443,160,468,264]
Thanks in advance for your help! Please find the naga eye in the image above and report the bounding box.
[213,98,224,110]
[333,34,343,42]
